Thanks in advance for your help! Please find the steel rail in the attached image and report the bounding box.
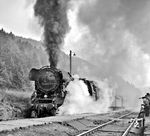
[121,118,136,136]
[76,112,134,136]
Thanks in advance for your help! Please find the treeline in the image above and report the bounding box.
[0,29,48,91]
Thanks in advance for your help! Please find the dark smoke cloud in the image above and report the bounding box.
[34,0,69,67]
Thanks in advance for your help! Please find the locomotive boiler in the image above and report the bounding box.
[28,66,71,117]
[28,66,100,118]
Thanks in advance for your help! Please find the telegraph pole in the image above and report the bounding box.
[69,50,72,75]
[69,50,75,75]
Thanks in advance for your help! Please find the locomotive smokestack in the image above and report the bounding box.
[34,0,69,68]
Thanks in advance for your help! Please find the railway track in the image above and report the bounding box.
[0,110,146,136]
[76,112,143,136]
[0,113,95,132]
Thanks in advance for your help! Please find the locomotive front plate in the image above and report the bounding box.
[37,68,60,92]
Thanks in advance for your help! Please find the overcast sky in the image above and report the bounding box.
[0,0,41,40]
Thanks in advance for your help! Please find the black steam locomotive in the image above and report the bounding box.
[28,66,99,117]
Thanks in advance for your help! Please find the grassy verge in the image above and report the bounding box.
[0,89,33,120]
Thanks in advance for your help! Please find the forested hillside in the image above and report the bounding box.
[0,28,99,91]
[0,29,48,90]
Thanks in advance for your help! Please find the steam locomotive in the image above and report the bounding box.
[28,66,99,117]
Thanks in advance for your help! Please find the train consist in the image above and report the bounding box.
[28,66,99,117]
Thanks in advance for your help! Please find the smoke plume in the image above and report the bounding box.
[34,0,69,67]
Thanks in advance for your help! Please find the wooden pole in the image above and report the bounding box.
[69,50,72,75]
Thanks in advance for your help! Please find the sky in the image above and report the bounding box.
[0,0,41,40]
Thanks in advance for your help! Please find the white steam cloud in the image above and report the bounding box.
[64,0,150,89]
[62,0,150,109]
[59,76,114,115]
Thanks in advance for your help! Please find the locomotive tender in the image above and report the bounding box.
[29,66,99,117]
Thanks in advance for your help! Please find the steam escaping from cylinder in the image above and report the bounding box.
[34,0,69,67]
[59,76,114,115]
